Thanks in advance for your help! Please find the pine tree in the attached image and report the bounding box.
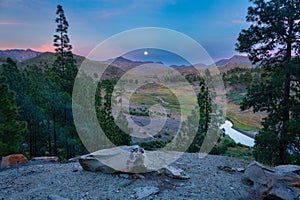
[187,77,213,153]
[52,4,78,158]
[96,80,131,147]
[236,0,300,165]
[0,74,27,155]
[53,5,77,95]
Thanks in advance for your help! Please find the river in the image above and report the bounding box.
[220,120,255,147]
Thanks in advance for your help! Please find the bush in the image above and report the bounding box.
[139,140,167,150]
[210,137,237,155]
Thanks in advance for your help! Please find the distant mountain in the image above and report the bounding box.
[2,49,255,77]
[215,55,254,73]
[0,49,42,62]
[105,56,163,71]
[102,55,256,75]
[215,55,253,67]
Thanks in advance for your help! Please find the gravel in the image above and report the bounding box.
[0,154,255,200]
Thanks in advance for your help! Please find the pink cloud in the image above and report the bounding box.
[0,21,25,25]
[32,44,55,52]
[0,46,16,50]
[0,44,55,52]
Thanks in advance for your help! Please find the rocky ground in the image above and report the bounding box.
[0,154,256,200]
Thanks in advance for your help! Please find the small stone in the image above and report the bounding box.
[67,156,80,163]
[217,165,236,172]
[119,174,130,179]
[163,166,190,179]
[134,186,159,199]
[235,167,245,172]
[31,156,59,162]
[131,174,145,179]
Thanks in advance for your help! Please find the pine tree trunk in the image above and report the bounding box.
[53,112,57,156]
[279,42,292,164]
[29,122,33,157]
[47,120,52,155]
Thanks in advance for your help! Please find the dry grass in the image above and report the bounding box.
[226,103,265,131]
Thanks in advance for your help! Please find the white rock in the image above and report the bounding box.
[79,145,154,173]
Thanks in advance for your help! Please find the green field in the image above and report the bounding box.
[129,84,197,119]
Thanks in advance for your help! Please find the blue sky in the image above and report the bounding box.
[0,0,251,62]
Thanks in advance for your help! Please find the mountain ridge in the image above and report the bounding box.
[0,49,42,62]
[0,48,254,73]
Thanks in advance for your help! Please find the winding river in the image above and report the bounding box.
[220,120,255,147]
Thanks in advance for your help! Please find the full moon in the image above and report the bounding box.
[144,51,148,56]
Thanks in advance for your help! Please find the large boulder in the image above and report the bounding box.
[1,154,28,168]
[79,145,153,173]
[244,161,300,200]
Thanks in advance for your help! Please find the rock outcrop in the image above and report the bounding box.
[0,154,28,168]
[244,161,300,200]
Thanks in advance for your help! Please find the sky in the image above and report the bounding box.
[0,0,251,64]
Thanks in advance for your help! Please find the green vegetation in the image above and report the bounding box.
[139,140,168,150]
[210,137,237,155]
[223,146,253,162]
[210,137,253,161]
[236,0,300,165]
[0,73,27,155]
[222,67,255,90]
[226,92,245,104]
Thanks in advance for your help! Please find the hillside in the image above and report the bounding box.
[18,52,85,68]
[18,52,125,79]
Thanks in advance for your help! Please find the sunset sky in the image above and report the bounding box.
[0,0,251,62]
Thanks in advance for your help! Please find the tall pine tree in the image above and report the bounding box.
[52,5,78,158]
[236,0,300,165]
